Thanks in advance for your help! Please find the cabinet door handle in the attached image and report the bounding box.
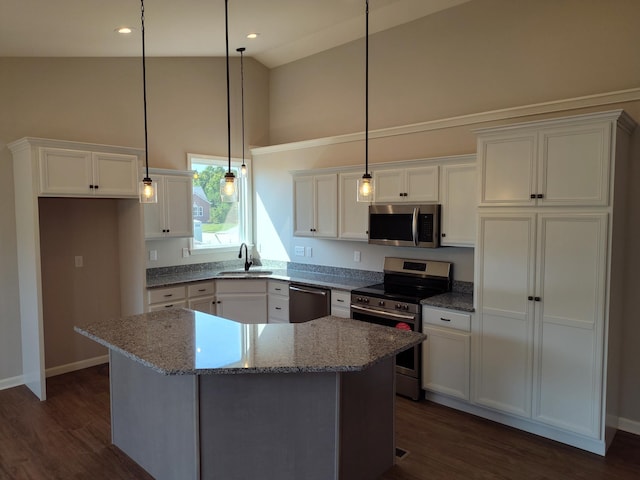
[163,294,173,298]
[164,304,174,308]
[530,194,536,199]
[439,317,451,322]
[336,299,345,303]
[441,233,446,238]
[275,307,282,310]
[535,296,541,301]
[89,185,94,189]
[528,296,534,301]
[274,288,281,292]
[537,194,544,199]
[198,288,206,292]
[94,185,99,189]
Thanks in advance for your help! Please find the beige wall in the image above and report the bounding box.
[256,0,640,426]
[0,56,269,381]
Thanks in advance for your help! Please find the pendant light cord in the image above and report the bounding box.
[237,47,246,171]
[365,0,369,177]
[141,0,150,182]
[225,0,231,175]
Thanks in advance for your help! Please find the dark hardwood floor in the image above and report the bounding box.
[1,366,639,479]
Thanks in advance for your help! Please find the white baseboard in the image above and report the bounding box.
[45,355,109,378]
[618,417,640,436]
[0,374,25,392]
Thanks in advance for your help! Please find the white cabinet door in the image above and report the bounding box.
[532,213,607,437]
[293,175,314,237]
[188,296,217,315]
[422,325,470,400]
[538,123,611,206]
[373,165,439,203]
[478,133,537,206]
[440,163,476,246]
[39,148,93,195]
[292,174,337,238]
[144,173,194,239]
[331,289,351,318]
[91,152,138,197]
[474,213,536,417]
[338,172,368,241]
[217,294,267,324]
[314,174,338,237]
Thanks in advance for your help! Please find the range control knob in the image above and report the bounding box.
[378,300,385,307]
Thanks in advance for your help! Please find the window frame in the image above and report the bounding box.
[187,153,252,255]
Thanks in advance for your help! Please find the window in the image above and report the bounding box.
[188,154,250,251]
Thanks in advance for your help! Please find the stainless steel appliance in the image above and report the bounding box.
[368,204,441,248]
[289,284,331,323]
[351,257,452,400]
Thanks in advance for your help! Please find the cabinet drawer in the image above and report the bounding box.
[149,300,187,312]
[216,279,267,294]
[423,306,471,332]
[268,297,289,322]
[188,281,215,297]
[148,285,187,305]
[268,280,289,297]
[331,289,350,308]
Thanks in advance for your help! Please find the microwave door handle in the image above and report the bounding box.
[412,207,419,246]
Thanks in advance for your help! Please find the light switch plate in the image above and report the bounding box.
[305,246,312,257]
[354,251,361,262]
[149,250,158,261]
[74,255,83,268]
[182,247,190,258]
[294,246,305,256]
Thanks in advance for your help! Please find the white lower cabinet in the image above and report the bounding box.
[268,280,289,323]
[475,211,608,438]
[422,307,471,401]
[147,285,187,312]
[187,281,217,315]
[331,289,351,318]
[216,279,267,324]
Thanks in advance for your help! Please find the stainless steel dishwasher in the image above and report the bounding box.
[288,284,331,323]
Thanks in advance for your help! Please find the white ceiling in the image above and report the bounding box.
[0,0,471,68]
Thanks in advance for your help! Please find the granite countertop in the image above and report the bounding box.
[421,291,474,312]
[146,267,375,292]
[75,309,425,375]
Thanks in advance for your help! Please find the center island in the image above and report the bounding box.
[75,308,425,480]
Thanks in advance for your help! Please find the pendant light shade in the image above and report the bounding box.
[237,47,248,177]
[138,0,157,204]
[357,0,373,203]
[220,0,238,203]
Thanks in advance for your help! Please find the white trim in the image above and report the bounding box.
[251,87,640,156]
[45,355,109,378]
[618,417,640,436]
[0,374,25,392]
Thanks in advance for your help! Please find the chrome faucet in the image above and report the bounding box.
[238,243,253,272]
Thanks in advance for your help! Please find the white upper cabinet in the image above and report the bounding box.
[373,165,439,203]
[440,162,476,247]
[477,114,615,207]
[144,170,194,239]
[293,173,337,238]
[39,147,138,198]
[338,171,368,241]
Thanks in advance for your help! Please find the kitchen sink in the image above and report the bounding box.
[218,270,273,277]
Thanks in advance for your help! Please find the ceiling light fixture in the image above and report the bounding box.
[237,47,247,177]
[116,27,133,34]
[220,0,238,202]
[138,0,157,204]
[357,0,373,202]
[246,33,259,39]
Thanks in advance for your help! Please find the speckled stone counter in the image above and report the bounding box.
[75,309,420,480]
[422,291,474,312]
[75,308,425,375]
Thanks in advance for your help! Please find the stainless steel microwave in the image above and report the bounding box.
[368,204,441,248]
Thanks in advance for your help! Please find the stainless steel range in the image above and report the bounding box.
[351,257,452,400]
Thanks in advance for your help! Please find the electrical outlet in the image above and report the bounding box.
[149,250,158,261]
[74,255,83,268]
[295,246,305,256]
[354,251,361,262]
[306,247,312,258]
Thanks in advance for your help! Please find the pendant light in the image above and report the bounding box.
[237,47,247,177]
[357,0,373,202]
[220,0,238,202]
[138,0,157,204]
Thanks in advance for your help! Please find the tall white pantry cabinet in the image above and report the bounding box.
[473,110,635,455]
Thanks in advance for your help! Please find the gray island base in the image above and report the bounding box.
[75,309,425,480]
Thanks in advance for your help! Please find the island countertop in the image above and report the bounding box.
[74,308,425,375]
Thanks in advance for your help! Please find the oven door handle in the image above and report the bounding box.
[350,304,417,323]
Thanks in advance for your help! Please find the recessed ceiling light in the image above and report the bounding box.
[116,27,134,35]
[247,33,259,39]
